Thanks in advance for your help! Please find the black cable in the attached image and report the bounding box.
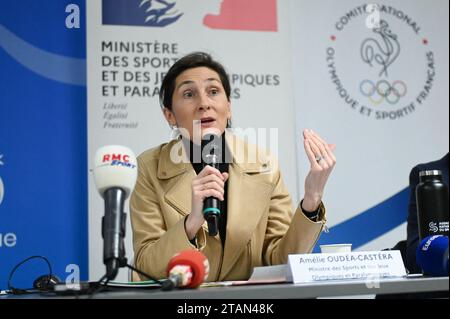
[86,264,166,298]
[127,264,175,292]
[126,263,164,285]
[6,256,165,297]
[86,274,109,298]
[7,255,53,295]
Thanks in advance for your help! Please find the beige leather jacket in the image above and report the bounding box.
[130,134,326,281]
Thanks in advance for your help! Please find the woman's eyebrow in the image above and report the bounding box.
[176,78,221,91]
[176,80,194,91]
[204,78,221,85]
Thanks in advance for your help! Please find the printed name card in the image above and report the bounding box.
[287,251,407,283]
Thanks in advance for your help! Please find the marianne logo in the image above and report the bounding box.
[326,4,436,120]
[103,0,183,27]
[102,0,278,32]
[203,0,278,32]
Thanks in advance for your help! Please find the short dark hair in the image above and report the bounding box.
[159,52,231,110]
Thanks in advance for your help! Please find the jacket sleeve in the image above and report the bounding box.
[130,157,206,280]
[263,168,326,265]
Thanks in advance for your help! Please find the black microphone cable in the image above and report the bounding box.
[87,262,166,298]
[5,257,189,297]
[6,255,54,295]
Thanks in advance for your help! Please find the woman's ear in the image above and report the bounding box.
[163,107,176,127]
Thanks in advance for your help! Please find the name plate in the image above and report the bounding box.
[287,251,407,283]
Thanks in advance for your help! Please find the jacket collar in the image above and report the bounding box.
[157,138,191,180]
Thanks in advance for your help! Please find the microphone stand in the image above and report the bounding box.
[102,187,128,281]
[89,186,164,295]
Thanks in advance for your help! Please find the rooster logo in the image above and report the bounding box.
[361,20,400,77]
[139,0,183,27]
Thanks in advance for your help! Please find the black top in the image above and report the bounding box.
[183,134,230,247]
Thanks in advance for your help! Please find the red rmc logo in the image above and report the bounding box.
[102,154,130,163]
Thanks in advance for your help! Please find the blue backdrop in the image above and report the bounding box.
[0,0,87,290]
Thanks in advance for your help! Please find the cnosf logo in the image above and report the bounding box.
[326,4,436,120]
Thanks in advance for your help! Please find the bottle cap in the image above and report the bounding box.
[419,170,442,177]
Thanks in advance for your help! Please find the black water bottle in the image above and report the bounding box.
[416,170,449,241]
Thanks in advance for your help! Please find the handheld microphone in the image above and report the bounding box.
[162,250,210,291]
[201,133,221,236]
[416,235,449,277]
[93,145,137,281]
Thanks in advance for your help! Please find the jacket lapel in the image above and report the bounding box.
[164,169,196,217]
[158,139,194,217]
[220,136,274,279]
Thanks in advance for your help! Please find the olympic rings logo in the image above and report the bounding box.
[359,80,407,105]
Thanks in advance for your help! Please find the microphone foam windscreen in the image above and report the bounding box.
[167,250,210,288]
[93,145,137,198]
[416,235,449,277]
